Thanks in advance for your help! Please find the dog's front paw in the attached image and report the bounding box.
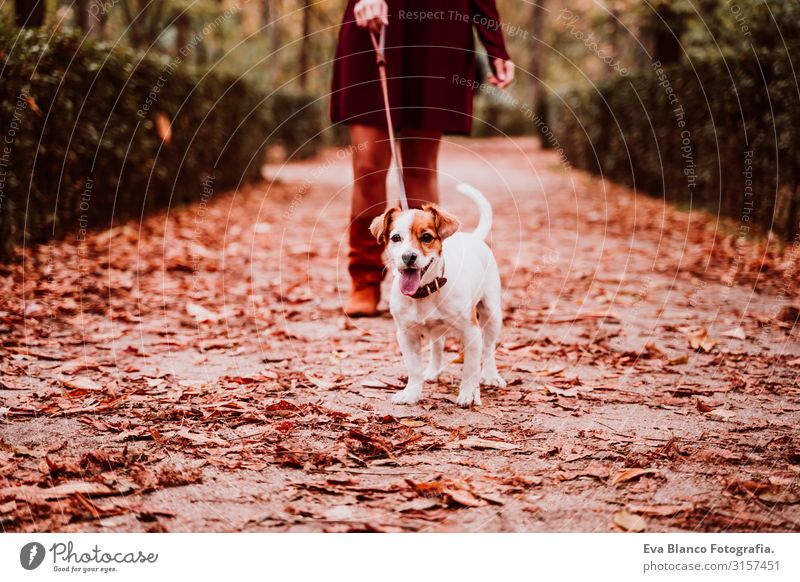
[392,388,422,405]
[480,370,507,388]
[456,385,480,407]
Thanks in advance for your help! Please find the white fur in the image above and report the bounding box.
[385,184,505,407]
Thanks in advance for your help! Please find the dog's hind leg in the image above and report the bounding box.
[456,325,483,407]
[478,299,506,388]
[393,329,424,405]
[424,335,445,381]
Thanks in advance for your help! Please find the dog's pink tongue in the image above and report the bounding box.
[399,269,421,296]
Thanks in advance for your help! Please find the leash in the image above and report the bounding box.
[369,26,409,211]
[369,26,448,300]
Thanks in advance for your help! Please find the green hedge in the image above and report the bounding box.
[0,25,323,258]
[549,20,800,239]
[472,96,531,138]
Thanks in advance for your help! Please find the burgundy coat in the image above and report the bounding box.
[330,0,510,135]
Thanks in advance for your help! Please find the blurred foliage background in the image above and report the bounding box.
[5,1,795,122]
[1,0,799,250]
[6,1,795,118]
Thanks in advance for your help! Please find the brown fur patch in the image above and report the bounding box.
[471,305,479,326]
[410,210,442,256]
[422,203,461,240]
[369,207,400,245]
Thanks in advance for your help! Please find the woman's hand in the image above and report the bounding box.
[488,58,515,89]
[354,0,388,33]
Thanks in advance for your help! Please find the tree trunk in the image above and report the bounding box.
[527,0,546,107]
[298,0,312,91]
[14,0,45,28]
[75,0,108,40]
[651,5,684,66]
[605,8,620,81]
[175,14,191,59]
[122,0,167,50]
[528,0,548,144]
[263,0,282,57]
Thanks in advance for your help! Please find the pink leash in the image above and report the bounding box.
[369,26,409,211]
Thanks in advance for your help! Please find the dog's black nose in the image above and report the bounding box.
[402,251,417,266]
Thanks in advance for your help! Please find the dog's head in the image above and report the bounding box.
[370,204,460,296]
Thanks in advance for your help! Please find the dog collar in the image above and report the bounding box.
[409,260,447,299]
[410,276,447,299]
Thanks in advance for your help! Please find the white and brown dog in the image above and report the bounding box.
[370,184,505,407]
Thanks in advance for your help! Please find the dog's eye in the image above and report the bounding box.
[420,233,434,243]
[390,234,401,243]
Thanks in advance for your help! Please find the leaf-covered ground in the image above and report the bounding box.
[1,138,799,532]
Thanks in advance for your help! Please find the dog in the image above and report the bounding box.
[369,184,505,407]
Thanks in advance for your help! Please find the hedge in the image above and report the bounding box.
[0,25,323,259]
[549,35,800,240]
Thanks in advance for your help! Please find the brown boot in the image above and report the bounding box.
[345,286,381,318]
[345,214,385,317]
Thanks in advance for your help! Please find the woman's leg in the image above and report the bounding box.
[346,123,392,317]
[400,129,442,207]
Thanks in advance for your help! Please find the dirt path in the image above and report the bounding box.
[1,137,799,532]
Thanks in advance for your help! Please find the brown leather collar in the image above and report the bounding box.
[410,276,447,299]
[406,260,447,299]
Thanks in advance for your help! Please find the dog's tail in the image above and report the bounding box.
[456,183,492,240]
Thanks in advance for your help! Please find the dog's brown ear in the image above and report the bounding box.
[369,207,400,244]
[424,204,461,239]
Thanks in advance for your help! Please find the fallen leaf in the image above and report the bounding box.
[705,408,735,421]
[61,376,104,392]
[186,302,219,322]
[756,488,800,504]
[55,360,101,376]
[545,312,621,324]
[614,509,647,532]
[696,399,717,413]
[157,466,202,488]
[553,397,579,411]
[643,342,664,358]
[545,385,577,398]
[408,480,446,496]
[557,462,609,482]
[610,467,656,486]
[398,418,426,428]
[303,371,335,390]
[397,498,440,512]
[721,327,746,340]
[728,480,800,505]
[687,327,716,353]
[536,365,566,377]
[361,379,388,389]
[777,305,799,323]
[323,505,356,521]
[626,504,690,517]
[0,440,45,458]
[0,481,120,501]
[477,492,505,505]
[443,488,483,507]
[447,438,519,451]
[23,95,42,116]
[156,112,172,144]
[667,354,689,366]
[172,429,227,447]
